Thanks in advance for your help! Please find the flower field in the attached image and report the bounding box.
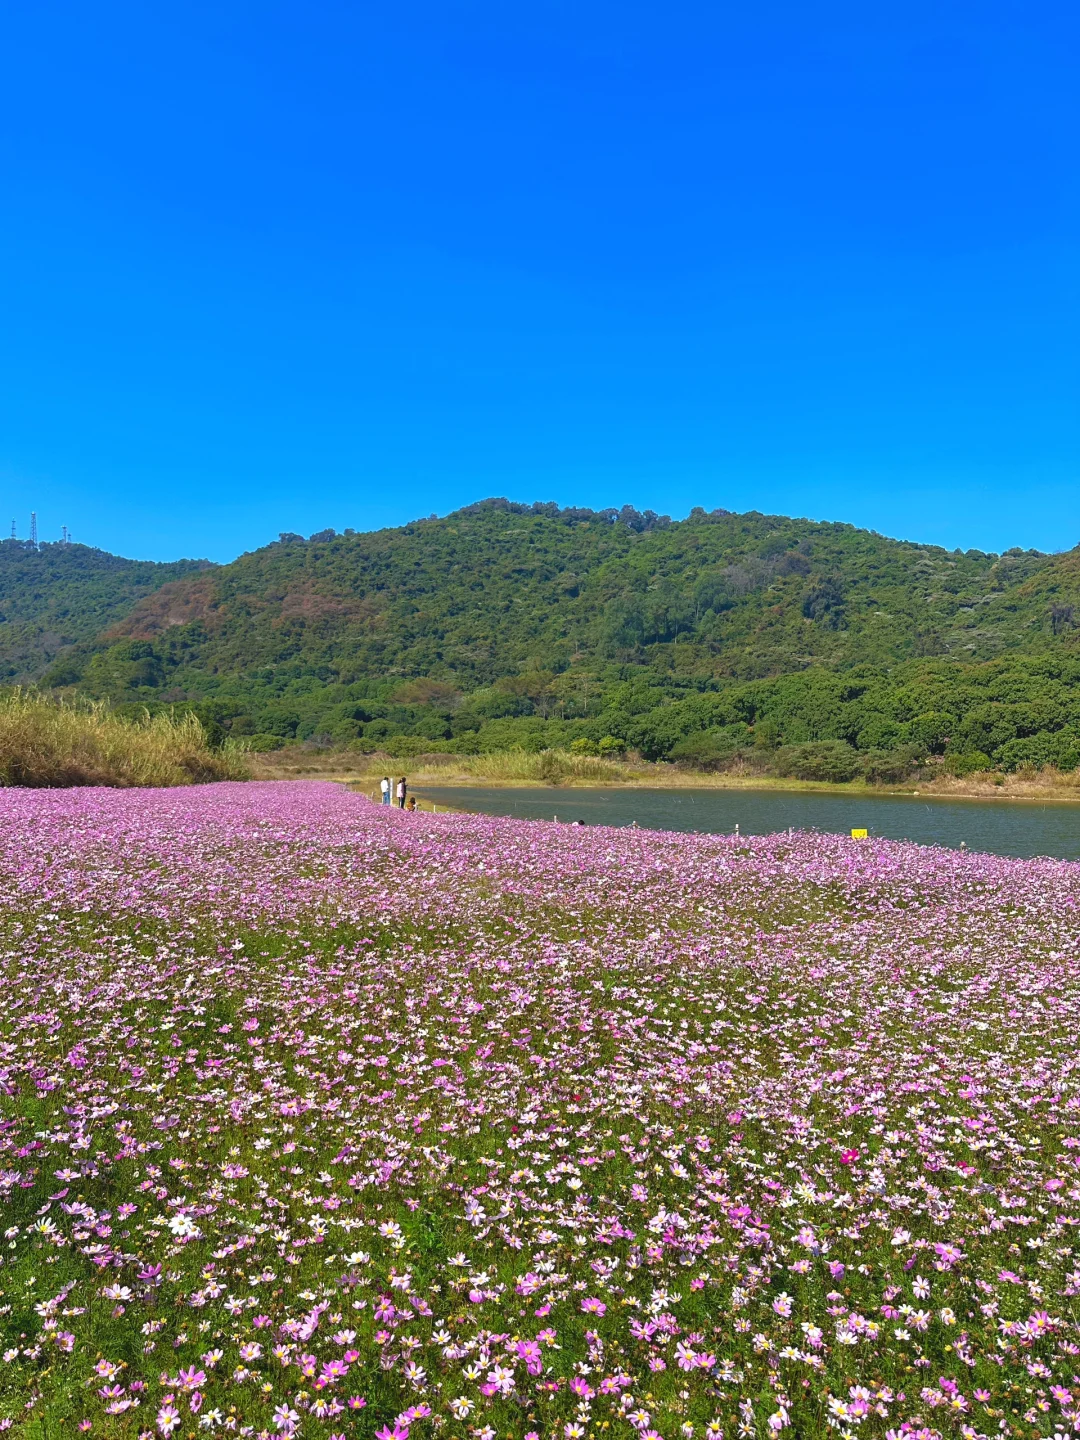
[1,782,1078,1440]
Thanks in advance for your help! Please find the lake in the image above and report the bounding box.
[413,785,1080,861]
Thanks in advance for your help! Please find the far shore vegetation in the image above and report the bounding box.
[251,738,1080,802]
[1,683,1078,799]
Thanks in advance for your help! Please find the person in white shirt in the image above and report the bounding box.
[380,776,391,806]
[396,776,408,809]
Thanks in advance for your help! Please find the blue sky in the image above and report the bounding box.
[1,1,1077,562]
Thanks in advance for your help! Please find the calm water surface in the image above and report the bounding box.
[414,786,1080,861]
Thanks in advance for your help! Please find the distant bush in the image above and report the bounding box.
[856,745,927,784]
[773,740,859,784]
[381,735,460,759]
[992,731,1080,773]
[668,727,751,772]
[944,750,992,777]
[569,735,627,757]
[0,690,250,788]
[245,732,288,753]
[597,735,626,756]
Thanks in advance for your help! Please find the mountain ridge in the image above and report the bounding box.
[5,499,1080,775]
[0,539,213,685]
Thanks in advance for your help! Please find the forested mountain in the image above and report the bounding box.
[16,498,1080,774]
[0,540,212,683]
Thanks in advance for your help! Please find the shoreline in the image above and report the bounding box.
[251,754,1080,806]
[407,778,1080,807]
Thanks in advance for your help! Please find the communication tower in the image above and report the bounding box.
[29,512,37,546]
[9,520,14,541]
[61,525,69,544]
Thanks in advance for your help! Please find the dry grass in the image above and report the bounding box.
[0,690,251,788]
[252,747,636,787]
[912,766,1080,801]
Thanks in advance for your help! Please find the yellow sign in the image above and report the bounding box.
[850,828,868,839]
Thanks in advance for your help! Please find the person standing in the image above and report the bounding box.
[396,775,407,809]
[380,775,391,806]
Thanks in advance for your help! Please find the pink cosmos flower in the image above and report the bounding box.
[675,1342,698,1370]
[156,1402,181,1437]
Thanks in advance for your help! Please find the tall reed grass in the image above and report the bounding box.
[452,749,628,784]
[254,745,633,786]
[0,690,251,788]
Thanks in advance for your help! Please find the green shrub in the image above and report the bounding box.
[944,750,992,777]
[597,735,626,756]
[668,729,749,772]
[993,731,1080,773]
[773,740,859,783]
[857,745,926,784]
[245,732,287,752]
[382,735,459,758]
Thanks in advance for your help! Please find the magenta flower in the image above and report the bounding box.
[4,777,1077,1437]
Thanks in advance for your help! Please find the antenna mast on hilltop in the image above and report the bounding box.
[61,525,69,544]
[29,512,37,546]
[9,520,14,541]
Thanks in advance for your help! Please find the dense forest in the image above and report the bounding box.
[0,539,211,683]
[6,499,1080,777]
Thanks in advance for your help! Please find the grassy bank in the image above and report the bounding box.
[251,743,1080,801]
[0,689,251,787]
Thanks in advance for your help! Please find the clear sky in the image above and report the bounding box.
[1,1,1077,562]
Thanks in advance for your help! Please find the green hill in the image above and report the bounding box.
[32,499,1080,775]
[0,540,213,684]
